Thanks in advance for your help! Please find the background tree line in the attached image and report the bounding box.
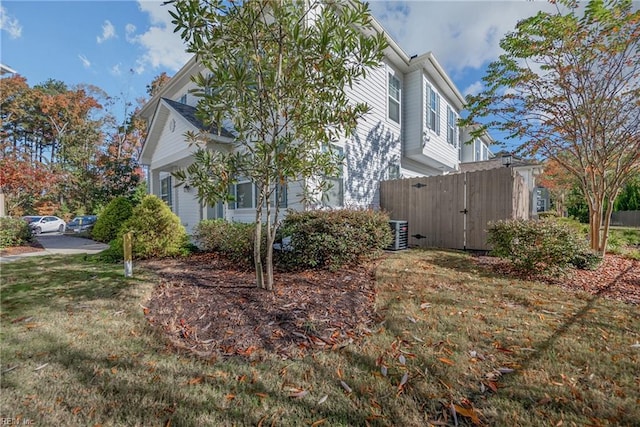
[0,74,155,217]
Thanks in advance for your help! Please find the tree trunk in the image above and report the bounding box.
[265,201,274,292]
[253,207,265,289]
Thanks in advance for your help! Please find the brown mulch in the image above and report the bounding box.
[0,241,44,256]
[475,254,640,305]
[141,253,380,360]
[141,251,638,360]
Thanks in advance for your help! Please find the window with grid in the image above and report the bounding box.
[447,106,458,146]
[426,86,440,134]
[323,145,344,207]
[388,73,401,123]
[160,176,173,209]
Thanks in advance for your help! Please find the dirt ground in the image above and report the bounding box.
[140,252,639,360]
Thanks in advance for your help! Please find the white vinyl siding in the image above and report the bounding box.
[343,61,402,208]
[388,73,401,123]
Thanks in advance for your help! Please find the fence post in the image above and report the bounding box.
[123,231,133,278]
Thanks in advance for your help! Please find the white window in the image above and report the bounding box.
[388,73,401,123]
[276,183,287,208]
[474,139,481,161]
[388,164,400,180]
[231,180,254,209]
[426,85,440,134]
[482,145,488,161]
[160,176,173,209]
[323,145,344,207]
[447,106,458,146]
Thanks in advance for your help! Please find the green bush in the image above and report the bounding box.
[487,218,599,275]
[277,209,393,271]
[92,197,133,243]
[537,211,559,219]
[0,217,33,248]
[193,219,257,266]
[110,195,188,260]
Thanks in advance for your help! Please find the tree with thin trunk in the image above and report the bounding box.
[461,0,640,254]
[169,0,387,290]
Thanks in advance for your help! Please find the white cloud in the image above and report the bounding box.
[78,54,91,69]
[110,63,122,76]
[129,1,190,74]
[97,20,116,44]
[369,1,558,74]
[463,81,484,97]
[0,6,22,39]
[125,23,137,42]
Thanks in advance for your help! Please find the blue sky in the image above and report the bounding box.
[1,0,560,149]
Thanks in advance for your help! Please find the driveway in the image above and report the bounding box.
[0,233,109,263]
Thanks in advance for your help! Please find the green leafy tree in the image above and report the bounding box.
[169,0,387,290]
[614,175,640,211]
[461,0,640,254]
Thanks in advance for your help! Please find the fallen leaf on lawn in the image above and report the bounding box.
[34,363,49,371]
[72,407,82,415]
[188,377,203,385]
[289,389,308,399]
[340,380,352,393]
[311,419,327,426]
[453,404,481,425]
[398,372,409,388]
[225,393,236,401]
[255,393,268,399]
[498,367,515,374]
[630,342,640,348]
[317,395,328,405]
[438,358,454,366]
[398,355,406,365]
[380,366,388,377]
[486,381,498,392]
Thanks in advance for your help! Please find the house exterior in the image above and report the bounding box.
[138,15,493,233]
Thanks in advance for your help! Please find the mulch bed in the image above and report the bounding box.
[141,253,380,360]
[0,241,44,256]
[141,252,638,360]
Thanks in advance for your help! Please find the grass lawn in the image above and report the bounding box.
[1,251,638,426]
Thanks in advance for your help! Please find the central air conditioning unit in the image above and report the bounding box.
[387,220,408,251]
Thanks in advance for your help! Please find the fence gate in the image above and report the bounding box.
[380,168,529,251]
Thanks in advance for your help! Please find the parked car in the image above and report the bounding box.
[66,215,98,234]
[22,215,66,234]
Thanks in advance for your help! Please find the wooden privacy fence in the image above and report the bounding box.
[380,167,530,251]
[610,211,640,228]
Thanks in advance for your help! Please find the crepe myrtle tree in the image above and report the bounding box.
[461,0,640,254]
[169,0,387,290]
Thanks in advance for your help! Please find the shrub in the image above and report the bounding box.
[92,197,133,243]
[277,209,393,271]
[110,195,188,260]
[487,218,598,275]
[0,217,33,248]
[193,219,257,266]
[537,211,559,219]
